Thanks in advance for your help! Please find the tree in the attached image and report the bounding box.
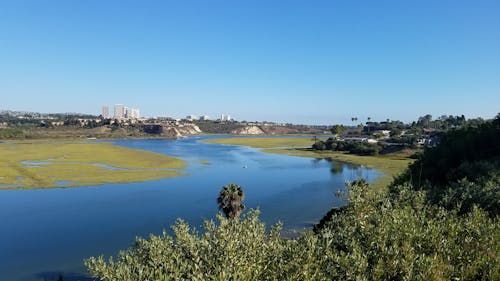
[312,141,327,150]
[389,128,402,137]
[417,114,432,128]
[330,125,345,136]
[217,184,245,219]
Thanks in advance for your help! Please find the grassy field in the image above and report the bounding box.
[0,141,186,189]
[203,137,413,190]
[203,137,321,149]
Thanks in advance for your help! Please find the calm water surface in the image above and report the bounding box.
[0,136,382,281]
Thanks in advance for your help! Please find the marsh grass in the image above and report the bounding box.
[0,142,186,189]
[203,137,320,149]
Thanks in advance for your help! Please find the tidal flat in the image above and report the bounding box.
[0,141,186,189]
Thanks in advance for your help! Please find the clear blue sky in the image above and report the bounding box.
[1,0,499,124]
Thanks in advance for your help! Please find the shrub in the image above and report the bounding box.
[312,141,326,150]
[85,181,500,281]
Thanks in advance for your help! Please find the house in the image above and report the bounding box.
[373,130,391,137]
[417,135,441,147]
[342,136,378,144]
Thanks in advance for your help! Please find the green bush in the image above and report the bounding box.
[0,127,32,139]
[393,115,500,215]
[316,181,499,280]
[85,181,499,281]
[311,140,380,156]
[312,140,327,150]
[85,211,315,281]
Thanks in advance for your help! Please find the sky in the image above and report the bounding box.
[0,0,499,125]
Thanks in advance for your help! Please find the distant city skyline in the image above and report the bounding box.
[1,1,499,125]
[104,104,140,119]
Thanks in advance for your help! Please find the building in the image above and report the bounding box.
[186,115,197,121]
[342,136,378,144]
[109,104,140,119]
[114,104,124,119]
[123,107,129,118]
[130,108,140,119]
[220,114,232,122]
[199,115,210,121]
[102,105,110,118]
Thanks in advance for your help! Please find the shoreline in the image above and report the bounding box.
[202,137,413,191]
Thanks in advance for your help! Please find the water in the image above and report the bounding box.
[0,136,382,281]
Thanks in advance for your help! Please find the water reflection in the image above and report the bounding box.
[311,157,375,183]
[329,160,344,175]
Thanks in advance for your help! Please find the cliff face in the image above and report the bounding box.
[176,124,202,136]
[230,125,265,135]
[142,123,202,138]
[229,125,323,135]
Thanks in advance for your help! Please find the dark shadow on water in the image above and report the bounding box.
[310,157,348,175]
[34,272,96,281]
[329,161,345,174]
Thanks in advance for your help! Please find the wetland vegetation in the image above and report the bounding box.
[0,141,186,189]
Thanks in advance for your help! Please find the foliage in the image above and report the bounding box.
[315,180,499,280]
[312,139,380,156]
[415,114,467,130]
[312,140,326,150]
[0,127,32,139]
[389,127,402,137]
[217,183,245,219]
[194,121,247,134]
[330,124,345,135]
[364,119,405,133]
[85,180,500,281]
[86,210,295,281]
[393,115,500,214]
[389,134,419,147]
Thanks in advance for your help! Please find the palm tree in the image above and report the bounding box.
[217,184,245,219]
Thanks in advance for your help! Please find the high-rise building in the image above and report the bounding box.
[123,107,129,119]
[102,105,110,118]
[111,104,140,119]
[130,108,140,119]
[220,114,232,122]
[114,104,124,119]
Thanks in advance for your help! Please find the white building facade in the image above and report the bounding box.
[102,105,110,118]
